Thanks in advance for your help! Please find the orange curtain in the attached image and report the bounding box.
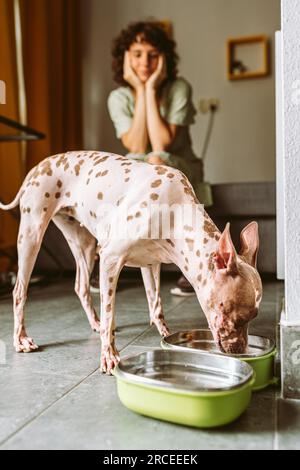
[0,0,23,270]
[0,0,83,270]
[20,0,83,171]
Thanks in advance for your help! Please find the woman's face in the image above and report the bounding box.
[128,41,160,82]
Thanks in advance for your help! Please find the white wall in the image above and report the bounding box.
[81,0,280,184]
[282,0,300,324]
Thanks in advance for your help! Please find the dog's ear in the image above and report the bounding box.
[214,223,239,275]
[239,221,259,268]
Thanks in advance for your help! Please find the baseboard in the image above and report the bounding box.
[280,316,300,399]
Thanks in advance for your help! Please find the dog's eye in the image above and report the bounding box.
[234,319,246,328]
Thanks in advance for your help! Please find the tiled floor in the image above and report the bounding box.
[0,273,299,450]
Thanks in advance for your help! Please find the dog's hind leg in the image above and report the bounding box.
[13,211,51,352]
[141,264,170,337]
[52,213,100,332]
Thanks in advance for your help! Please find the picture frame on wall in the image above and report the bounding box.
[227,35,270,80]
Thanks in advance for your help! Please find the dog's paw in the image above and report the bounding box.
[100,347,120,375]
[152,319,170,337]
[14,336,39,353]
[91,319,101,333]
[159,324,170,337]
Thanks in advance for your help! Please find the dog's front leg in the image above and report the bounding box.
[99,254,124,374]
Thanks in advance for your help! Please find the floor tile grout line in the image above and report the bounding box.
[0,312,168,448]
[0,365,101,449]
[274,390,279,450]
[117,296,191,352]
[0,292,189,446]
[119,325,155,353]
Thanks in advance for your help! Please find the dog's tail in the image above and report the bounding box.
[0,186,24,210]
[0,164,38,211]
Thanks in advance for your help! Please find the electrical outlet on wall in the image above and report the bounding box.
[198,98,220,113]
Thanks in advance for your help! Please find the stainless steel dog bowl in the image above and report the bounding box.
[161,329,277,391]
[114,349,254,428]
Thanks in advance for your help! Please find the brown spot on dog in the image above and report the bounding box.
[45,192,50,198]
[108,289,113,297]
[57,180,62,188]
[96,156,109,164]
[121,162,132,166]
[196,250,201,257]
[64,163,69,171]
[26,208,31,213]
[215,234,220,241]
[109,277,114,283]
[86,179,90,185]
[150,193,159,201]
[135,212,142,218]
[151,179,162,188]
[75,164,81,176]
[40,159,53,176]
[203,238,208,244]
[79,160,84,166]
[88,169,93,175]
[167,173,175,178]
[208,253,217,272]
[65,192,71,198]
[117,197,125,206]
[124,177,130,182]
[125,169,131,174]
[202,279,207,287]
[185,238,194,251]
[141,201,148,208]
[106,304,112,313]
[97,192,103,200]
[155,166,167,175]
[185,257,189,264]
[181,178,189,187]
[197,274,202,282]
[184,225,193,232]
[204,220,218,239]
[55,192,61,199]
[184,265,189,271]
[166,239,175,247]
[96,170,109,178]
[127,215,133,221]
[43,207,47,212]
[55,154,68,168]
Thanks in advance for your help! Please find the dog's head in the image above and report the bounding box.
[203,222,262,354]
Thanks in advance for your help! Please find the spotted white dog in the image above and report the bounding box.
[0,151,262,374]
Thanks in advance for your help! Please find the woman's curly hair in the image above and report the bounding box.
[111,21,179,87]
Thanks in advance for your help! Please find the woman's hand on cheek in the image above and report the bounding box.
[123,51,144,90]
[146,54,167,91]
